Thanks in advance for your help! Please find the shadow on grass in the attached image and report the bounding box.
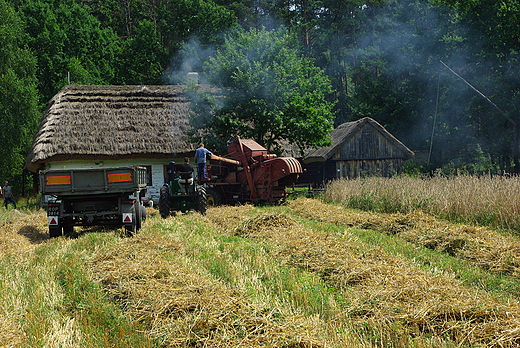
[17,225,48,244]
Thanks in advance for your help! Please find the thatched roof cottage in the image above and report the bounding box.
[26,84,205,201]
[301,117,414,184]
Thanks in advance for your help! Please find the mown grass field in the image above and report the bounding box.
[2,179,520,347]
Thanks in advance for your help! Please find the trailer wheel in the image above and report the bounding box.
[159,185,171,218]
[49,225,62,238]
[140,204,147,221]
[125,201,142,235]
[135,201,142,231]
[206,187,224,207]
[197,186,207,215]
[63,225,75,237]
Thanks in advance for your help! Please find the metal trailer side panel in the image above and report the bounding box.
[40,166,148,196]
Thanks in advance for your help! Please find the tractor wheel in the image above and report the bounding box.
[206,187,224,207]
[159,185,171,218]
[197,186,207,215]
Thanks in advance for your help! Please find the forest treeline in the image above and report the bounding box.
[2,0,520,193]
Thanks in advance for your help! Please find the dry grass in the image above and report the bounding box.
[3,197,520,347]
[0,314,24,348]
[0,208,48,346]
[89,219,327,347]
[0,208,47,257]
[205,201,520,346]
[324,175,520,230]
[288,197,520,279]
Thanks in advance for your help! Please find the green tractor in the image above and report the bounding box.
[159,162,207,217]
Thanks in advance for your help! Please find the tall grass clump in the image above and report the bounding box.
[324,174,520,231]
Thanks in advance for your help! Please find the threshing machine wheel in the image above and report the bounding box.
[206,187,224,207]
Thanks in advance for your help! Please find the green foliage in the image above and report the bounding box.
[200,27,335,153]
[14,0,122,101]
[457,143,497,174]
[118,20,166,85]
[0,0,40,191]
[6,0,520,193]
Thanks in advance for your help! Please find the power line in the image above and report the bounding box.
[440,60,515,126]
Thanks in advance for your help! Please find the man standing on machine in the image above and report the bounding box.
[194,143,212,179]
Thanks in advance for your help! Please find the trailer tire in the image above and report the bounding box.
[63,225,75,237]
[197,186,207,215]
[49,225,62,238]
[140,204,147,221]
[125,201,142,235]
[159,185,171,218]
[135,201,142,231]
[206,187,224,207]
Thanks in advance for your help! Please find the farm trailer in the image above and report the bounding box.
[40,166,148,238]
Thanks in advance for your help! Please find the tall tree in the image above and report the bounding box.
[212,0,277,30]
[15,0,122,102]
[0,0,40,191]
[197,27,335,154]
[86,0,237,85]
[265,0,372,123]
[431,0,520,171]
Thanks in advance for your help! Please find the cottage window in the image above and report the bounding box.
[140,165,152,185]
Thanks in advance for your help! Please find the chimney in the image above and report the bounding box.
[186,72,199,84]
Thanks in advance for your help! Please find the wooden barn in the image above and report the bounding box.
[25,84,207,202]
[301,117,414,184]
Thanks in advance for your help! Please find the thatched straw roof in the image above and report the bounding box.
[303,117,414,164]
[26,85,208,173]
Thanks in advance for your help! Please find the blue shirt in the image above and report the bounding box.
[194,147,212,164]
[2,186,13,198]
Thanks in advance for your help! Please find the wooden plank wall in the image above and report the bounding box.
[300,124,411,184]
[332,127,408,160]
[336,158,405,178]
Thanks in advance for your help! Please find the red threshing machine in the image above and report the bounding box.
[203,136,303,205]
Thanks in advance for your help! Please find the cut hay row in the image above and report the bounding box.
[3,200,520,346]
[0,209,47,258]
[89,220,326,347]
[0,314,24,348]
[205,202,520,347]
[0,209,77,347]
[0,209,48,346]
[288,198,520,279]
